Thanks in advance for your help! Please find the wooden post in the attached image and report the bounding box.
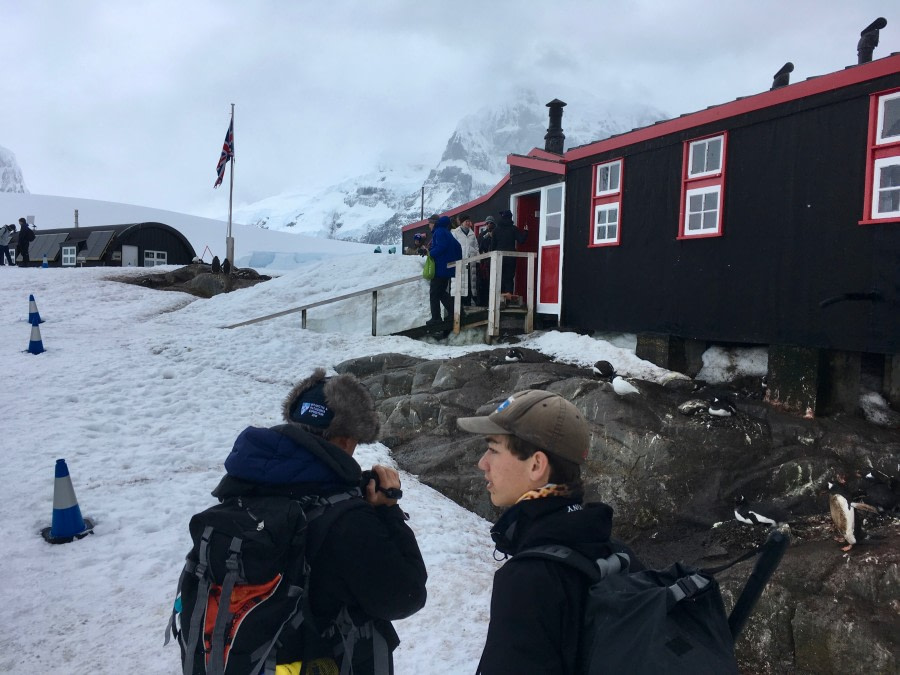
[452,261,462,334]
[525,253,535,334]
[371,290,378,336]
[487,251,501,340]
[301,309,307,329]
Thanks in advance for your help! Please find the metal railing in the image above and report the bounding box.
[222,249,536,341]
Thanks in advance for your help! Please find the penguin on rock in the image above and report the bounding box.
[505,348,524,363]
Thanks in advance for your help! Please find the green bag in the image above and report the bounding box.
[423,255,436,280]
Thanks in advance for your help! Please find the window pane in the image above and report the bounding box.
[882,98,900,140]
[688,213,702,230]
[545,213,561,241]
[879,163,900,188]
[703,192,718,210]
[547,186,562,214]
[703,210,718,229]
[689,193,703,211]
[706,139,722,171]
[878,189,900,213]
[596,210,608,225]
[608,207,618,223]
[598,167,610,192]
[691,144,705,174]
[608,224,617,239]
[609,163,620,190]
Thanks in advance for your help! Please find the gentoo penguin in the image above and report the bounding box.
[860,471,900,513]
[828,481,878,551]
[734,495,780,526]
[612,376,640,396]
[505,348,524,363]
[678,399,709,416]
[708,396,737,417]
[592,360,616,379]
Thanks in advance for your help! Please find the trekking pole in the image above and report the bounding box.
[728,528,790,639]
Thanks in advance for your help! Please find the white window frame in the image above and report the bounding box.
[871,156,900,219]
[688,135,724,178]
[144,250,168,267]
[542,185,564,243]
[683,185,721,235]
[876,90,900,145]
[61,245,77,267]
[595,160,622,197]
[593,203,619,245]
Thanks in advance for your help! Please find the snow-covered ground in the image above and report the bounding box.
[2,224,894,673]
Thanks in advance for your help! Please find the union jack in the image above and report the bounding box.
[213,118,234,188]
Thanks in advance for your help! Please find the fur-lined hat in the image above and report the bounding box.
[282,368,380,443]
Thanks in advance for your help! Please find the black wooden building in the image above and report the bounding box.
[11,222,196,268]
[404,38,900,415]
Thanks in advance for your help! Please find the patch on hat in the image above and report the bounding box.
[289,380,335,428]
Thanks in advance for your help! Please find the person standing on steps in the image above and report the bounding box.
[426,215,462,326]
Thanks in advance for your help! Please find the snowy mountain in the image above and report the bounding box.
[233,89,667,244]
[0,145,28,193]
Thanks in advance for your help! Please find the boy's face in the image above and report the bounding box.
[477,434,539,507]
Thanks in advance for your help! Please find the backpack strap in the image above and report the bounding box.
[514,544,630,583]
[182,526,215,675]
[207,536,246,674]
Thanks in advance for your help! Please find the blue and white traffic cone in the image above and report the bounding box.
[42,255,48,268]
[28,294,44,325]
[41,459,94,544]
[26,323,45,355]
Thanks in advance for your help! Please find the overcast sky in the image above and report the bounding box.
[3,1,895,219]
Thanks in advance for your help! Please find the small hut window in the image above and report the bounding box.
[862,89,900,224]
[144,250,168,267]
[589,158,623,247]
[61,245,77,267]
[679,133,727,239]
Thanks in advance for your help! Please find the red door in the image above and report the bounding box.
[514,194,540,296]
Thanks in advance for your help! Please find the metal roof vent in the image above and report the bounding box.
[771,62,794,90]
[544,99,567,155]
[857,17,887,64]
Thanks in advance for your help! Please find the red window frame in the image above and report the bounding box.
[860,86,900,225]
[678,132,728,239]
[589,158,624,248]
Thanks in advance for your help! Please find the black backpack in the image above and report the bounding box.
[516,530,788,675]
[166,490,386,675]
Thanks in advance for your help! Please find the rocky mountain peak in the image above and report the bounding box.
[0,145,29,193]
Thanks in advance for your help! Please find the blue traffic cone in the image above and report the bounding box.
[42,255,48,268]
[28,294,44,325]
[41,459,94,544]
[26,323,45,355]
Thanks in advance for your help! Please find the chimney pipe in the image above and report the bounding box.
[771,62,794,90]
[74,209,79,228]
[857,17,887,64]
[544,99,567,155]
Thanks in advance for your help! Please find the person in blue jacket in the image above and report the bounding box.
[427,215,462,325]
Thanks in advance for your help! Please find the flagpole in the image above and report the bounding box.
[226,103,235,270]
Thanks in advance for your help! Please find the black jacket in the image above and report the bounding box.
[491,216,527,252]
[478,496,637,675]
[211,424,427,670]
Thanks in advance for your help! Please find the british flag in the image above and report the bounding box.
[213,118,234,188]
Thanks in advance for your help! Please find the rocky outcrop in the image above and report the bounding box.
[336,349,900,674]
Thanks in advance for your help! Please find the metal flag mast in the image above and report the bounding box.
[226,103,235,269]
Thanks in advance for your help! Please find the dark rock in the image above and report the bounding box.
[345,350,900,673]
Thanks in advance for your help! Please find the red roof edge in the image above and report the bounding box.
[566,53,900,162]
[401,174,512,232]
[507,153,566,174]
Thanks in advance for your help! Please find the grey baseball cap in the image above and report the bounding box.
[457,389,589,465]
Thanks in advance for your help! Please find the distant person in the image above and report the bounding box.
[456,390,642,674]
[451,213,479,306]
[16,218,34,266]
[0,224,14,265]
[426,215,462,325]
[476,216,497,306]
[493,210,527,297]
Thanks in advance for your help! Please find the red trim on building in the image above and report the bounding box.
[861,85,900,224]
[507,154,566,174]
[401,174,511,232]
[567,54,900,163]
[677,132,729,239]
[588,158,624,248]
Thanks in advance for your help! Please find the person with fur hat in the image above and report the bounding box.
[0,224,14,265]
[426,214,462,325]
[457,390,639,674]
[210,368,427,674]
